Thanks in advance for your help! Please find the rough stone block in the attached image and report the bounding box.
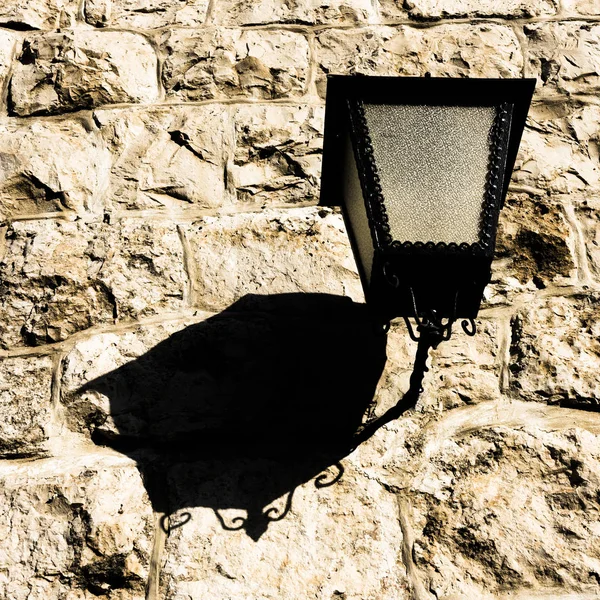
[0,0,79,30]
[513,102,600,195]
[525,22,600,96]
[380,0,557,19]
[91,219,187,321]
[576,198,600,282]
[0,219,186,348]
[509,295,600,408]
[487,194,576,305]
[314,25,522,97]
[214,0,376,25]
[84,0,210,28]
[161,462,409,599]
[0,119,111,219]
[407,425,600,598]
[0,220,113,349]
[160,28,309,102]
[182,208,363,311]
[0,355,53,458]
[94,106,233,211]
[10,31,159,117]
[0,453,153,600]
[375,319,502,415]
[232,105,324,205]
[562,0,600,14]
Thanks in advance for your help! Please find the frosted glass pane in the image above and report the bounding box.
[343,132,374,283]
[363,103,496,245]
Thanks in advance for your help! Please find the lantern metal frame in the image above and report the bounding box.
[320,76,536,341]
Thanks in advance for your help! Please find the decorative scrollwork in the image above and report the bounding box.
[213,510,247,531]
[160,511,192,533]
[315,463,344,489]
[461,318,477,336]
[263,490,294,522]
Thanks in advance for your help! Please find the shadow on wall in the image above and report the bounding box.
[75,293,390,541]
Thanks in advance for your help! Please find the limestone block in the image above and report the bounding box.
[0,219,185,348]
[232,105,324,205]
[84,0,210,28]
[487,195,576,305]
[407,426,600,598]
[380,0,557,19]
[182,208,363,311]
[374,319,502,415]
[94,106,233,211]
[513,102,600,195]
[161,462,409,599]
[575,198,600,282]
[562,0,600,14]
[214,0,376,25]
[0,119,111,218]
[315,25,522,97]
[509,295,600,408]
[160,28,309,101]
[81,219,187,321]
[0,355,53,458]
[0,220,114,349]
[61,295,385,447]
[0,453,153,600]
[526,22,600,96]
[10,31,159,117]
[0,0,79,30]
[60,321,188,438]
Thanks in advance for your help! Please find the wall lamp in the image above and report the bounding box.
[320,76,535,401]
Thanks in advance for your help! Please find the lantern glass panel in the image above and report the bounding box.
[363,103,496,245]
[342,133,374,283]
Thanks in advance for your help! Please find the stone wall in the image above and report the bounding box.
[1,0,600,599]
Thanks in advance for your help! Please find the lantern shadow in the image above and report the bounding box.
[74,293,402,540]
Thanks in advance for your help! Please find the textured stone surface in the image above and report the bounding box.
[233,105,324,205]
[0,0,79,29]
[10,31,159,117]
[380,0,557,19]
[525,23,600,96]
[60,321,187,438]
[315,25,522,97]
[0,3,599,598]
[161,462,409,599]
[510,295,600,408]
[576,198,600,281]
[407,425,600,598]
[374,319,502,415]
[84,0,210,28]
[183,208,363,311]
[0,31,17,100]
[562,0,600,14]
[160,28,310,101]
[513,102,600,195]
[95,106,232,211]
[0,119,111,218]
[0,453,153,600]
[215,0,376,25]
[0,355,53,458]
[488,195,576,304]
[0,219,185,348]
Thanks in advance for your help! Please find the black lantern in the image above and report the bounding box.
[320,76,535,345]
